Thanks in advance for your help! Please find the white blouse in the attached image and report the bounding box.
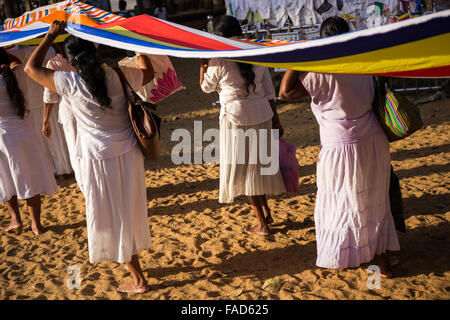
[201,58,275,126]
[43,54,77,126]
[54,65,143,160]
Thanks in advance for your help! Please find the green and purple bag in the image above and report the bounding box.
[372,76,423,142]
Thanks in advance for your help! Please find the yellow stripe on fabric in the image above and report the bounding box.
[233,33,450,74]
[18,34,70,45]
[102,26,194,50]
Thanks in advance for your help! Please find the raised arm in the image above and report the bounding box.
[199,58,209,86]
[137,54,155,86]
[24,20,66,92]
[278,70,310,102]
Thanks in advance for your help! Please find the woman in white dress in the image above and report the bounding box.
[9,45,72,178]
[200,16,286,237]
[0,48,58,235]
[42,52,81,189]
[279,17,399,277]
[25,21,155,293]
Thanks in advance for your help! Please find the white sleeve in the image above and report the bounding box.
[43,60,61,104]
[261,68,276,100]
[200,58,223,94]
[54,71,77,99]
[119,66,144,92]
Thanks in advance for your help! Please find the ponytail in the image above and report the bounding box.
[236,62,255,94]
[212,15,256,94]
[63,36,111,109]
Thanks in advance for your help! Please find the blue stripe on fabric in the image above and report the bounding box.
[0,27,48,43]
[68,23,199,51]
[234,15,450,63]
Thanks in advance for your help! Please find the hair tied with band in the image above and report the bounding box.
[73,51,88,63]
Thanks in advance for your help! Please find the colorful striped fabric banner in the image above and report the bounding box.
[1,0,124,46]
[1,1,450,78]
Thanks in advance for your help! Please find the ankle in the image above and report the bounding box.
[10,218,22,225]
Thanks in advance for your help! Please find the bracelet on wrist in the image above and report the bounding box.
[45,33,57,41]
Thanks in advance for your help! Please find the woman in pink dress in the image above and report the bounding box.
[279,17,400,277]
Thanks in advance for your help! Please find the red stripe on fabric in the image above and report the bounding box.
[377,65,450,78]
[96,15,241,51]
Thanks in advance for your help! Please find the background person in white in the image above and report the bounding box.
[8,45,72,180]
[42,51,81,190]
[200,15,286,237]
[25,21,156,294]
[117,0,135,18]
[0,48,57,235]
[154,0,167,20]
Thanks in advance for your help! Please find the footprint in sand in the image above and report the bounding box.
[80,284,95,296]
[6,248,17,257]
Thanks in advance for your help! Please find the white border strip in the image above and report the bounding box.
[67,9,450,59]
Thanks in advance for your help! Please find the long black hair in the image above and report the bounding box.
[62,36,111,109]
[320,16,349,38]
[213,15,255,94]
[0,48,26,119]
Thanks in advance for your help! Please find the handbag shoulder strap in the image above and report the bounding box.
[373,75,389,99]
[112,66,131,101]
[112,66,157,111]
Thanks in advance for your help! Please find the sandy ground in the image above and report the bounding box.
[0,57,449,300]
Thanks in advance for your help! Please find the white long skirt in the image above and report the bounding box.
[79,145,151,264]
[0,113,57,202]
[61,117,82,191]
[219,117,286,203]
[315,130,400,269]
[30,106,72,175]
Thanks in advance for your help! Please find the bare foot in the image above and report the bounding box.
[117,282,149,294]
[4,222,23,233]
[380,261,394,278]
[245,225,270,236]
[31,223,44,235]
[265,216,274,225]
[373,254,394,278]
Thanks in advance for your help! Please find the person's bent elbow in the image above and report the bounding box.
[278,90,290,102]
[23,63,32,76]
[278,89,297,102]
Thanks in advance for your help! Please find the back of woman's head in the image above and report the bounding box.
[213,15,242,38]
[62,36,111,109]
[119,0,127,11]
[0,48,26,118]
[213,15,255,94]
[320,16,349,38]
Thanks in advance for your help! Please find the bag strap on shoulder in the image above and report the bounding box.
[113,66,131,100]
[113,66,157,111]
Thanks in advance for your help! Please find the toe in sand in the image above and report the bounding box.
[117,283,150,294]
